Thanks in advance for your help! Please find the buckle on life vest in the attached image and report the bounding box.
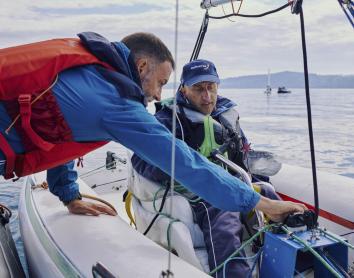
[18,94,55,152]
[18,94,32,104]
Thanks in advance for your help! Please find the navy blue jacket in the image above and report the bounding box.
[132,91,248,187]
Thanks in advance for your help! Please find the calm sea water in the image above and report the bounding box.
[0,88,353,274]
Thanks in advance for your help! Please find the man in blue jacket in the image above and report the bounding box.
[132,59,283,277]
[0,32,305,220]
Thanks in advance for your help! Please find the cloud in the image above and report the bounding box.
[1,0,353,77]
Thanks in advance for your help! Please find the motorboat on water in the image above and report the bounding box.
[277,86,291,94]
[18,146,354,277]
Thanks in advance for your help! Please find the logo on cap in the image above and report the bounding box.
[190,64,210,70]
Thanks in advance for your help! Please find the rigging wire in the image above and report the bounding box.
[208,2,291,19]
[222,0,244,22]
[164,0,179,276]
[79,160,119,178]
[337,0,354,28]
[299,6,320,222]
[189,12,209,61]
[90,178,127,189]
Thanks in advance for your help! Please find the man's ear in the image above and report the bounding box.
[136,58,148,75]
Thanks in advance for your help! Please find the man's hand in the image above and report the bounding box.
[255,196,307,222]
[66,199,117,216]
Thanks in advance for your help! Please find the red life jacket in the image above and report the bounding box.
[0,38,113,179]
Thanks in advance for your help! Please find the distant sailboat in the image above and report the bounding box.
[264,69,271,95]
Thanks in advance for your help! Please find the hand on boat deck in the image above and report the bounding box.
[255,196,307,222]
[66,199,117,216]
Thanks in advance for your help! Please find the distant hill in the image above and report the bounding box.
[220,71,354,88]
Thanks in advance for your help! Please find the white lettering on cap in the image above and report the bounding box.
[190,64,210,70]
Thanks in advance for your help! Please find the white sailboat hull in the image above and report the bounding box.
[19,162,353,277]
[19,172,209,278]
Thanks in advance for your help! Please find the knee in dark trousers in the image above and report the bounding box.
[192,201,251,278]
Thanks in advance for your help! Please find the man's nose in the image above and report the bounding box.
[154,90,162,101]
[201,88,211,101]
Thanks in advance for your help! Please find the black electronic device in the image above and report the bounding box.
[284,210,316,230]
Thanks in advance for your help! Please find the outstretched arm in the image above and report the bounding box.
[47,161,116,216]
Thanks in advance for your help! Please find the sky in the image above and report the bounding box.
[0,0,353,79]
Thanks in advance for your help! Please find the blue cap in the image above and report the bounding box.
[181,59,220,87]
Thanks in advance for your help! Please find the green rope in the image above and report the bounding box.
[152,186,181,251]
[208,224,274,276]
[319,228,354,250]
[281,226,343,278]
[167,219,181,250]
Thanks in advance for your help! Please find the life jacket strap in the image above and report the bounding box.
[18,94,54,152]
[0,133,15,179]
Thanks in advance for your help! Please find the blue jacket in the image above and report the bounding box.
[0,33,260,212]
[132,91,256,210]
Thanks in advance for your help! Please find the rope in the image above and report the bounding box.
[80,193,117,215]
[208,224,274,275]
[318,250,351,278]
[281,226,343,278]
[222,0,244,22]
[124,191,137,228]
[167,219,180,251]
[32,181,49,190]
[79,160,118,178]
[200,201,218,278]
[5,75,59,134]
[143,184,171,235]
[319,228,354,250]
[222,250,262,278]
[165,0,179,275]
[90,178,127,189]
[208,2,291,19]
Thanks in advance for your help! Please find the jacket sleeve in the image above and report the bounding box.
[47,160,80,203]
[131,108,179,184]
[101,97,260,212]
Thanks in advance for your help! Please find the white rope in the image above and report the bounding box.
[200,201,218,278]
[167,0,179,274]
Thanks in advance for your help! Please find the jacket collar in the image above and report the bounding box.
[78,32,145,104]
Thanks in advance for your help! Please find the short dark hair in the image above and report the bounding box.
[122,32,175,69]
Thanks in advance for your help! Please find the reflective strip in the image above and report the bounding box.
[199,116,221,158]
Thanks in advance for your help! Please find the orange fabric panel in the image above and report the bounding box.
[0,38,111,100]
[14,141,108,177]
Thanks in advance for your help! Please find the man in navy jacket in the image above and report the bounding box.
[132,59,284,277]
